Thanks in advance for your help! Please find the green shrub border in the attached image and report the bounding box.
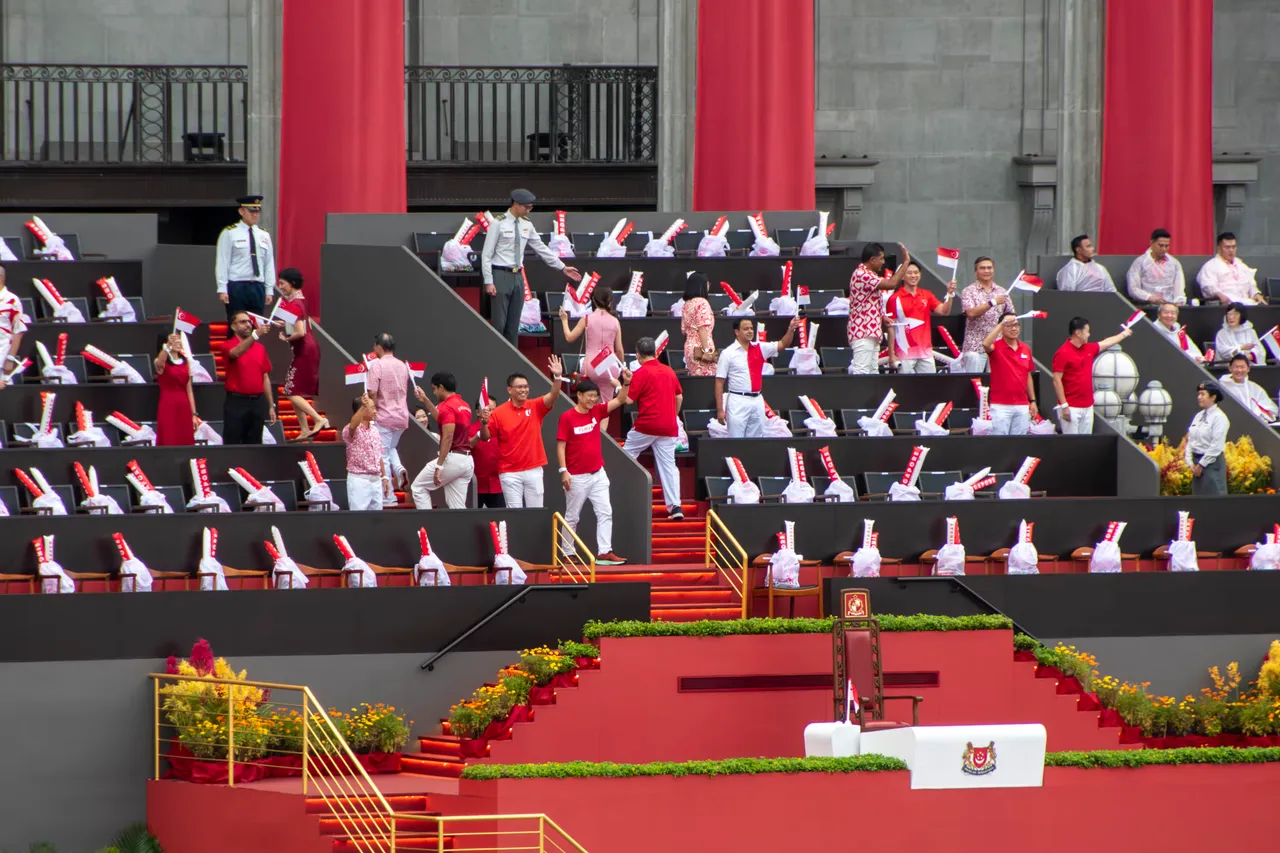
[583,615,1012,640]
[460,748,1280,780]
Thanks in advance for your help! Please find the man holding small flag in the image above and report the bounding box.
[982,312,1038,435]
[365,333,412,505]
[221,311,276,444]
[1221,354,1278,422]
[620,335,685,520]
[885,260,955,373]
[557,378,629,564]
[480,356,566,508]
[409,372,475,509]
[1051,316,1131,435]
[960,257,1009,373]
[847,242,911,374]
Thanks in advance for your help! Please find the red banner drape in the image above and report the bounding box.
[692,0,814,212]
[1098,0,1215,256]
[277,0,406,319]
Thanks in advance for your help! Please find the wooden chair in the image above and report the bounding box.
[39,570,111,593]
[120,567,192,592]
[516,560,559,584]
[833,615,923,729]
[342,562,413,588]
[439,563,491,586]
[0,573,35,593]
[749,553,822,617]
[833,550,903,576]
[1233,543,1259,570]
[274,563,341,589]
[987,547,1058,574]
[1152,543,1222,572]
[919,549,990,575]
[202,565,270,590]
[1069,545,1139,573]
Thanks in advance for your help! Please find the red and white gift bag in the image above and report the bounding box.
[800,395,837,438]
[818,446,855,503]
[563,272,599,319]
[852,519,881,578]
[916,401,953,437]
[416,528,452,587]
[333,534,377,588]
[1250,525,1280,571]
[999,457,1039,500]
[186,458,230,512]
[945,466,996,501]
[1007,520,1039,575]
[114,532,153,592]
[33,277,85,323]
[788,321,822,375]
[798,212,832,257]
[596,218,633,258]
[698,216,731,257]
[34,535,74,593]
[17,466,67,515]
[770,261,799,316]
[1088,522,1126,574]
[299,451,337,510]
[725,457,761,504]
[858,390,897,438]
[768,521,801,588]
[548,211,575,258]
[934,517,967,576]
[491,521,527,585]
[267,526,308,589]
[644,218,686,258]
[199,527,228,591]
[1168,511,1199,572]
[747,212,780,257]
[781,448,815,504]
[229,466,286,513]
[888,445,929,502]
[617,271,649,318]
[96,276,136,321]
[75,461,123,515]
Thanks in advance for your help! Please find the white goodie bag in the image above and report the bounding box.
[768,522,801,589]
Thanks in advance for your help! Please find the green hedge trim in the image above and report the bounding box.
[1045,748,1280,768]
[460,748,1280,781]
[460,755,907,780]
[582,615,1012,640]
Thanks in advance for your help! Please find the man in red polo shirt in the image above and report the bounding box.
[557,378,629,565]
[409,372,474,509]
[885,260,956,373]
[479,355,564,508]
[621,336,685,519]
[1051,316,1131,435]
[221,311,276,444]
[981,312,1037,435]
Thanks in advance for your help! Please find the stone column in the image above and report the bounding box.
[1055,0,1105,252]
[247,0,284,235]
[656,0,697,212]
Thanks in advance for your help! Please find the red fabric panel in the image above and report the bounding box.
[1099,0,1214,255]
[693,0,814,211]
[278,0,407,319]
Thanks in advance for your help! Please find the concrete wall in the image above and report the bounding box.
[0,649,515,853]
[1213,0,1280,255]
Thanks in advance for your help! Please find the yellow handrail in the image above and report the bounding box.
[705,509,748,618]
[148,673,591,852]
[552,511,597,583]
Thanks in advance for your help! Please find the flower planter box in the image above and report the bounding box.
[267,752,402,777]
[1097,708,1123,728]
[1077,692,1101,712]
[1013,649,1037,663]
[1055,675,1084,695]
[1034,665,1063,680]
[165,746,402,782]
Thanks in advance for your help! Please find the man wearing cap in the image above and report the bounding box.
[482,189,582,346]
[216,195,276,324]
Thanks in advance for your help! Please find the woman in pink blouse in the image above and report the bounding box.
[680,273,718,376]
[559,282,624,405]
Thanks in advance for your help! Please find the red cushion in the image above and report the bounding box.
[862,720,909,732]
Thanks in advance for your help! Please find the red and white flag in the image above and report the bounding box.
[407,361,426,380]
[1010,270,1043,293]
[1015,310,1048,321]
[1260,326,1280,363]
[173,307,201,335]
[270,299,301,329]
[936,247,960,272]
[654,330,670,358]
[1122,309,1145,330]
[589,346,622,380]
[479,377,492,409]
[345,363,368,387]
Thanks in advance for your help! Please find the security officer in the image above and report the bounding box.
[215,194,276,324]
[481,188,582,345]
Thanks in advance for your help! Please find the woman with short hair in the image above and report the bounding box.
[1185,380,1230,495]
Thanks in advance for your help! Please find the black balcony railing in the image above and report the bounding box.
[405,65,657,165]
[0,64,249,163]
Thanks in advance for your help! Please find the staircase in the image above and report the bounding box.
[307,793,452,852]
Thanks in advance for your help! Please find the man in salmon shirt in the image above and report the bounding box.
[479,355,564,508]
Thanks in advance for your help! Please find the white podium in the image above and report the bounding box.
[861,724,1047,789]
[803,722,861,757]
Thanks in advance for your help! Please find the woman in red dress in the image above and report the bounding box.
[153,332,197,445]
[274,268,327,440]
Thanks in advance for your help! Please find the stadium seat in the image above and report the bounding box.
[672,231,703,254]
[1152,543,1222,572]
[9,423,66,446]
[704,476,734,504]
[812,476,860,502]
[861,472,900,499]
[0,485,20,516]
[683,409,718,434]
[543,291,567,314]
[918,470,964,498]
[838,408,878,434]
[648,291,681,314]
[757,476,790,502]
[94,296,146,320]
[821,347,853,372]
[135,485,186,514]
[749,552,822,617]
[569,232,606,255]
[105,420,156,446]
[988,547,1059,574]
[39,296,92,323]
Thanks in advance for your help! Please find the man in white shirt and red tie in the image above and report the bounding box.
[1126,228,1185,306]
[1197,232,1265,305]
[715,317,799,438]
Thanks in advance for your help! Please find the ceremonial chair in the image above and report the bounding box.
[704,476,734,505]
[987,548,1059,574]
[1266,278,1280,301]
[20,297,35,324]
[243,480,298,512]
[648,291,680,314]
[1233,543,1263,570]
[919,548,990,575]
[786,410,811,433]
[192,354,218,380]
[543,292,567,314]
[134,485,186,514]
[264,421,287,445]
[1069,545,1139,573]
[94,296,146,321]
[749,552,822,617]
[426,563,490,586]
[705,293,731,313]
[39,296,91,323]
[623,232,649,254]
[833,550,903,575]
[1,236,22,259]
[205,564,270,589]
[297,479,343,512]
[724,229,755,255]
[411,232,450,267]
[812,476,861,502]
[9,423,66,447]
[861,472,900,501]
[833,613,923,728]
[890,411,932,435]
[0,485,19,516]
[772,228,809,254]
[1152,543,1223,572]
[820,347,853,373]
[561,353,584,377]
[274,563,341,589]
[342,563,413,588]
[0,572,35,594]
[667,350,686,372]
[947,408,978,434]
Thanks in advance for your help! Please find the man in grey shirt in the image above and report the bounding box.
[481,188,582,345]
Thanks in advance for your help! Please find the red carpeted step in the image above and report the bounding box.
[306,795,429,815]
[650,586,736,604]
[651,605,745,622]
[651,502,699,520]
[652,535,705,550]
[401,753,467,778]
[592,565,718,585]
[319,813,442,834]
[331,833,452,852]
[650,521,705,535]
[418,735,464,759]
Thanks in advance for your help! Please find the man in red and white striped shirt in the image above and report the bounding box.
[847,242,910,374]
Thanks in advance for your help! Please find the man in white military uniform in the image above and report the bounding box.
[481,188,582,345]
[0,265,29,385]
[715,317,799,437]
[215,194,277,324]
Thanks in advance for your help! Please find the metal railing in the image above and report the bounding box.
[405,65,657,164]
[1,64,248,163]
[552,511,597,583]
[149,673,590,853]
[705,509,749,618]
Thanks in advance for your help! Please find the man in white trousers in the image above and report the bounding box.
[410,372,475,508]
[1050,316,1131,435]
[557,378,628,564]
[365,333,411,505]
[480,356,564,508]
[619,336,686,520]
[715,317,799,439]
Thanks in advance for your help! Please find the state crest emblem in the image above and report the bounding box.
[961,741,996,776]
